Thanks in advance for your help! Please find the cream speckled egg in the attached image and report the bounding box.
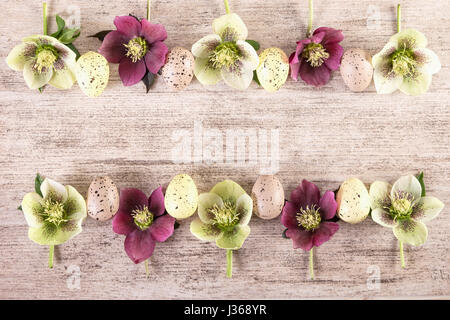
[251,175,285,220]
[160,47,194,91]
[336,178,370,224]
[340,49,373,92]
[87,176,119,221]
[75,51,109,97]
[164,174,198,219]
[256,48,289,92]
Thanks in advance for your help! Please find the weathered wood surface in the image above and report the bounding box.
[0,0,449,299]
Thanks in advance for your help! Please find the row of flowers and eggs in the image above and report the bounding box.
[6,11,441,96]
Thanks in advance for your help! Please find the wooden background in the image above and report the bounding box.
[0,0,449,299]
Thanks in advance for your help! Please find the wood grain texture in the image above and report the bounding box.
[0,0,449,299]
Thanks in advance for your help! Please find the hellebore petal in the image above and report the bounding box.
[285,228,313,251]
[191,34,221,58]
[140,19,167,43]
[193,57,221,85]
[221,65,253,90]
[148,187,165,217]
[313,27,344,45]
[64,185,87,221]
[215,225,250,250]
[28,219,83,246]
[390,28,427,50]
[290,179,321,210]
[119,57,146,86]
[6,42,36,71]
[312,221,339,247]
[190,217,222,241]
[124,229,155,264]
[198,192,224,223]
[21,192,44,228]
[373,64,403,94]
[236,193,253,226]
[318,191,337,220]
[48,61,76,89]
[391,175,422,202]
[393,219,428,246]
[23,60,53,90]
[212,13,248,41]
[371,208,397,228]
[372,42,397,69]
[114,15,141,38]
[289,52,301,81]
[118,188,149,215]
[369,180,392,210]
[398,69,431,96]
[22,35,59,46]
[98,30,129,63]
[236,40,259,70]
[412,196,444,223]
[210,179,246,204]
[144,41,168,74]
[414,48,441,75]
[299,62,331,87]
[53,42,77,65]
[40,178,68,203]
[149,215,175,242]
[281,201,299,229]
[112,210,136,235]
[323,42,343,71]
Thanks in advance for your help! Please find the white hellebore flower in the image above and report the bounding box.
[191,13,259,90]
[6,35,77,90]
[372,29,441,96]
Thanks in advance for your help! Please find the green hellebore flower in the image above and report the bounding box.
[21,177,87,267]
[6,35,77,90]
[372,29,441,96]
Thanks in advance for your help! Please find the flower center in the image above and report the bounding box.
[391,48,416,77]
[389,192,414,221]
[209,201,239,232]
[124,37,148,63]
[302,43,329,67]
[35,45,58,73]
[208,42,240,69]
[43,199,67,226]
[296,205,322,231]
[132,206,154,231]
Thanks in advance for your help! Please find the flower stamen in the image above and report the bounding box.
[124,37,148,63]
[43,199,67,226]
[302,43,329,67]
[208,42,240,69]
[389,191,415,221]
[34,45,58,73]
[209,200,239,232]
[132,206,154,230]
[296,205,322,231]
[391,47,416,77]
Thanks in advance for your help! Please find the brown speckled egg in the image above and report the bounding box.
[256,48,289,92]
[336,178,370,224]
[251,175,285,219]
[340,48,373,92]
[161,47,194,91]
[75,51,109,97]
[87,176,119,221]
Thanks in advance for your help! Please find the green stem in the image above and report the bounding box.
[226,249,233,278]
[147,0,150,21]
[397,4,401,33]
[145,259,150,277]
[309,248,314,280]
[224,0,231,14]
[399,241,405,268]
[43,2,48,35]
[307,0,314,36]
[48,245,54,269]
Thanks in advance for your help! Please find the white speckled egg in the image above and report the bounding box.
[256,48,289,92]
[340,48,373,92]
[87,176,119,221]
[164,174,198,219]
[160,47,194,91]
[251,175,285,220]
[336,178,370,224]
[75,51,109,97]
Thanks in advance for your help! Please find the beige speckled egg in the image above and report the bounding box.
[340,48,373,92]
[251,175,285,220]
[75,51,109,97]
[87,176,119,221]
[336,178,370,224]
[256,48,289,92]
[160,47,194,91]
[164,174,198,219]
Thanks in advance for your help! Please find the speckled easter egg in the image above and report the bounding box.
[87,176,119,221]
[160,47,195,91]
[164,174,198,219]
[251,175,285,220]
[336,178,370,224]
[75,51,109,97]
[256,48,289,92]
[340,49,373,92]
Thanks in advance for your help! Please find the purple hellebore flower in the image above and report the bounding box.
[112,187,175,264]
[289,27,344,87]
[281,179,339,251]
[99,16,169,86]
